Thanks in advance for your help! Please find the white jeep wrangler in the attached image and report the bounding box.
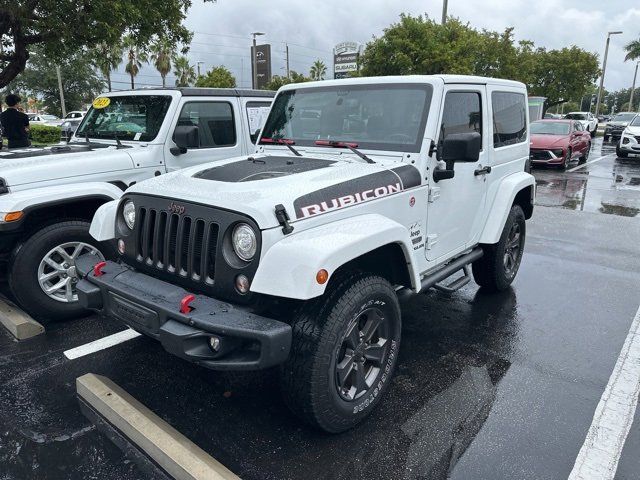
[77,76,534,432]
[0,88,273,320]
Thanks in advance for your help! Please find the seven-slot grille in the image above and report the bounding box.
[135,207,219,285]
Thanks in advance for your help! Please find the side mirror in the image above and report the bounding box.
[170,125,199,155]
[250,128,261,144]
[441,132,482,163]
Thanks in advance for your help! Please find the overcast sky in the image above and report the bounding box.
[112,0,640,93]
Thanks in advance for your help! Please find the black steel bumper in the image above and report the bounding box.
[75,255,292,371]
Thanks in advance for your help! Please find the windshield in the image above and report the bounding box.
[612,113,636,123]
[530,121,570,135]
[260,84,433,153]
[76,95,172,141]
[630,115,640,127]
[565,113,586,120]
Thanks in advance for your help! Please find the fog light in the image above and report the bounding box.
[235,274,250,294]
[623,137,630,145]
[209,336,221,352]
[117,239,125,254]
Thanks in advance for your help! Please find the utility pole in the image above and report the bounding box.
[629,61,639,112]
[442,0,448,24]
[197,61,204,78]
[55,65,66,118]
[251,32,265,90]
[285,43,290,79]
[595,31,623,117]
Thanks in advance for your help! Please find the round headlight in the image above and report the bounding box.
[123,201,136,230]
[232,223,257,261]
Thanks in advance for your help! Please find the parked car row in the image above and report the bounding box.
[0,77,536,432]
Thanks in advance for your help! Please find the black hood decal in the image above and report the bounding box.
[0,143,113,160]
[193,156,336,183]
[293,164,421,219]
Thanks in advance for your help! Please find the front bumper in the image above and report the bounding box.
[618,136,640,154]
[530,148,565,165]
[76,255,292,370]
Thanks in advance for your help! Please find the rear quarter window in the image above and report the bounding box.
[492,92,527,148]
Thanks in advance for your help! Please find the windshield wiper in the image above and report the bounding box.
[314,140,375,164]
[260,137,302,156]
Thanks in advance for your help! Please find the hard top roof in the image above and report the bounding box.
[100,88,275,98]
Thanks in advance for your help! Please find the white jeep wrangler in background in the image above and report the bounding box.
[0,88,273,321]
[77,75,534,432]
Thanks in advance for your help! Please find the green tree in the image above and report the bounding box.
[90,42,123,92]
[195,65,236,88]
[123,35,148,89]
[309,60,327,81]
[150,37,176,88]
[7,48,104,116]
[263,71,310,90]
[0,1,204,88]
[173,56,196,87]
[624,39,640,61]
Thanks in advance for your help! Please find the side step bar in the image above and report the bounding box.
[398,248,483,298]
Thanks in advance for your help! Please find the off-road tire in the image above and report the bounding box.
[9,220,113,323]
[472,205,526,292]
[280,272,401,433]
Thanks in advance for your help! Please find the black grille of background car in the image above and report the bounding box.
[121,194,261,304]
[530,149,551,160]
[136,208,220,284]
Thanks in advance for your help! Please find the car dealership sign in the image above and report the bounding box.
[334,42,361,79]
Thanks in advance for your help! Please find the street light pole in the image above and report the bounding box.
[595,31,623,117]
[442,0,448,24]
[197,61,204,78]
[629,61,639,112]
[251,32,265,90]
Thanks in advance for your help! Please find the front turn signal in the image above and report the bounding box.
[316,269,329,285]
[3,211,23,222]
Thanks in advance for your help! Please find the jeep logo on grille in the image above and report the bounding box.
[168,202,186,215]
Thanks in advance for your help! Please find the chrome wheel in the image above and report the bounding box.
[37,242,104,303]
[335,307,390,401]
[503,223,522,279]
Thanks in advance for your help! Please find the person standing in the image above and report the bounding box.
[0,94,30,149]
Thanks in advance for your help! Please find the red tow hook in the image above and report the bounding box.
[180,294,196,314]
[93,261,107,277]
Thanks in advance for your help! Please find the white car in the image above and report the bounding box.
[64,111,87,120]
[78,75,535,432]
[564,112,598,137]
[28,113,62,126]
[616,114,640,158]
[0,88,273,320]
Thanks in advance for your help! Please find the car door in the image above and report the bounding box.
[570,122,582,156]
[164,97,244,171]
[425,86,488,262]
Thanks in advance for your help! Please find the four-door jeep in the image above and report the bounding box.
[76,75,535,432]
[0,88,273,321]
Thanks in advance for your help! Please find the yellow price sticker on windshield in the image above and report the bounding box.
[92,97,111,109]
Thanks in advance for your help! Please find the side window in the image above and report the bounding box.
[177,102,236,148]
[492,92,527,148]
[439,92,482,146]
[246,101,271,135]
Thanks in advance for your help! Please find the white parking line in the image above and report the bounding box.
[567,153,614,172]
[64,329,141,360]
[568,305,640,480]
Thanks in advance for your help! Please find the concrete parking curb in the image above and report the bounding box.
[76,373,240,480]
[0,296,44,340]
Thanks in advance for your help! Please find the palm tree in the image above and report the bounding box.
[173,56,196,87]
[150,37,174,88]
[91,42,123,92]
[123,35,148,89]
[624,39,640,62]
[309,60,327,81]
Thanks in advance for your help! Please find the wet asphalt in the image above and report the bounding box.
[1,137,640,480]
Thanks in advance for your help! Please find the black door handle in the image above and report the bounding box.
[474,166,492,176]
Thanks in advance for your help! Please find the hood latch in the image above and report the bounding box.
[275,204,294,235]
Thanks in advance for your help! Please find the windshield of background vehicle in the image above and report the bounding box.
[260,84,433,153]
[612,113,637,123]
[565,113,586,120]
[530,121,570,135]
[630,115,640,127]
[76,95,172,141]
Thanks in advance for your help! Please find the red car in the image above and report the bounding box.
[529,119,591,169]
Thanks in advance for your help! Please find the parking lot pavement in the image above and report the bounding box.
[2,146,640,479]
